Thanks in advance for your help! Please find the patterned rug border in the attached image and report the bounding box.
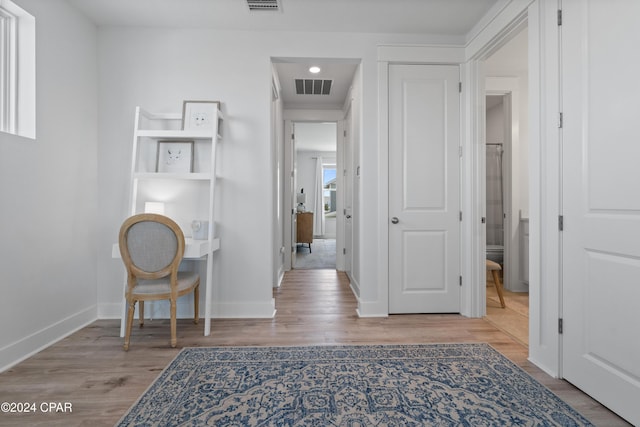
[118,343,594,426]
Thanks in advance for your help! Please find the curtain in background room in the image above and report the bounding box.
[313,157,325,236]
[486,144,504,246]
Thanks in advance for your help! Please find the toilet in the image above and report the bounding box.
[486,244,504,266]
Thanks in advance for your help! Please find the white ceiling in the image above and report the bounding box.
[67,0,501,36]
[273,59,359,110]
[67,0,503,110]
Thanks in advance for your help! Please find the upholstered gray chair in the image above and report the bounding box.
[118,213,200,350]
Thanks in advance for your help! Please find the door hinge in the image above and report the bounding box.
[459,146,463,157]
[459,276,462,286]
[459,211,462,221]
[559,112,563,128]
[558,318,563,334]
[557,9,562,26]
[291,133,295,139]
[458,82,462,93]
[559,215,564,231]
[344,130,347,137]
[343,248,346,255]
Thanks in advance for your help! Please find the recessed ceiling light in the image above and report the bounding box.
[309,66,321,74]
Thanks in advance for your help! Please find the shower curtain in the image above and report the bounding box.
[313,157,325,236]
[486,144,504,246]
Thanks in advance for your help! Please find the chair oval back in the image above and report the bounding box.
[119,214,185,280]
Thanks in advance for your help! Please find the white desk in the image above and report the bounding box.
[112,238,220,336]
[112,238,220,259]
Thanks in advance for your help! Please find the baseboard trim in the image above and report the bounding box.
[212,300,277,318]
[0,305,97,373]
[348,275,389,317]
[349,285,387,318]
[275,268,285,288]
[98,302,122,319]
[356,301,389,318]
[347,272,360,297]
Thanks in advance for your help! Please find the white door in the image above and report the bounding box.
[388,64,461,313]
[343,106,353,274]
[562,1,640,424]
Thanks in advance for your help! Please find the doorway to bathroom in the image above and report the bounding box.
[483,25,529,346]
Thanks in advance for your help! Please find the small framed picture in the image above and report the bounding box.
[182,100,219,131]
[156,141,194,173]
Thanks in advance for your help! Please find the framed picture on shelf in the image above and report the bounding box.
[156,141,194,173]
[182,100,219,131]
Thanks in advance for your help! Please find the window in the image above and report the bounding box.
[0,5,17,133]
[0,0,35,139]
[323,165,337,213]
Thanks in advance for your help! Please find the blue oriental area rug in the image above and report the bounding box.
[117,343,593,426]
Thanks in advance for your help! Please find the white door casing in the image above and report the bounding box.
[561,1,640,424]
[343,105,354,275]
[290,122,298,269]
[388,64,461,314]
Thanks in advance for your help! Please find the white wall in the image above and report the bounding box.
[0,0,98,371]
[96,28,441,319]
[486,100,504,143]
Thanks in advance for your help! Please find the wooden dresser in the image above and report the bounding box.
[296,212,313,252]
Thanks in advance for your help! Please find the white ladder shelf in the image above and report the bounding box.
[114,103,223,336]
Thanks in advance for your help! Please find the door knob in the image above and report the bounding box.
[391,217,399,224]
[346,215,352,219]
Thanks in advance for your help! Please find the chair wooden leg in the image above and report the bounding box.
[124,300,136,351]
[491,270,506,308]
[170,299,177,348]
[139,301,144,327]
[193,284,200,325]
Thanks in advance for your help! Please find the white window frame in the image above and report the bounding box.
[0,0,35,139]
[0,5,17,134]
[323,163,337,213]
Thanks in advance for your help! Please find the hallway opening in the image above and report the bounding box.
[271,56,360,279]
[292,122,338,270]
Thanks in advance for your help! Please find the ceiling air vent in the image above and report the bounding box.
[295,79,332,95]
[247,0,280,11]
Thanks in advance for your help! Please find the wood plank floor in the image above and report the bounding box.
[485,282,530,347]
[0,270,630,426]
